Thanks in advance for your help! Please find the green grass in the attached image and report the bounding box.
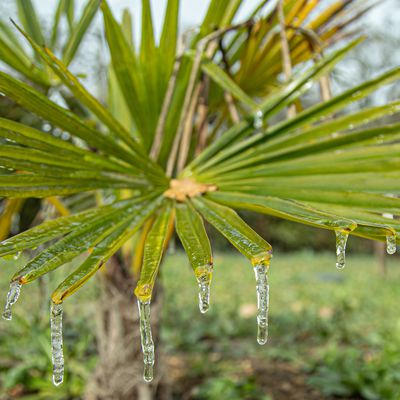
[161,250,400,400]
[0,250,400,399]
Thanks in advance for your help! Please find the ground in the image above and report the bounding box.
[0,250,399,399]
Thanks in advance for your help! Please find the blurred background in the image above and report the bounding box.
[0,1,400,399]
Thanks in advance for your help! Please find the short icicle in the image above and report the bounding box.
[2,281,22,321]
[195,264,213,314]
[50,301,64,386]
[253,109,263,130]
[386,235,397,255]
[335,230,349,269]
[253,261,269,345]
[137,300,155,383]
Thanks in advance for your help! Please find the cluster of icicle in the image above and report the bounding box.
[2,231,398,385]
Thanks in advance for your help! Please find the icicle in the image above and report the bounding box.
[50,302,64,386]
[195,264,213,314]
[2,281,21,321]
[386,235,397,255]
[253,262,269,345]
[335,230,349,269]
[253,109,263,130]
[137,300,154,383]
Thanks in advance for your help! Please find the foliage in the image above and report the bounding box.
[0,0,399,386]
[0,0,100,242]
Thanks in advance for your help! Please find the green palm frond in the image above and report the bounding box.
[0,0,398,387]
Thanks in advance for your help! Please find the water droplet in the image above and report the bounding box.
[386,235,397,255]
[137,300,154,383]
[253,109,263,130]
[335,230,349,269]
[195,264,213,314]
[253,262,269,345]
[2,281,21,321]
[2,252,20,261]
[50,302,64,386]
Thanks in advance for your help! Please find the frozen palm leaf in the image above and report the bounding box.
[133,202,173,382]
[192,66,400,177]
[134,202,173,303]
[0,197,142,257]
[52,198,160,304]
[175,201,213,314]
[192,196,272,343]
[207,192,357,232]
[12,197,159,285]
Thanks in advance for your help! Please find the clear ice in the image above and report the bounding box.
[253,263,269,345]
[50,302,64,386]
[196,264,213,314]
[137,300,154,383]
[254,109,263,130]
[386,235,397,255]
[335,230,349,269]
[2,281,21,321]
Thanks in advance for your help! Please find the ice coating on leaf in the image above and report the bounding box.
[386,235,397,255]
[50,302,64,386]
[2,281,21,321]
[335,230,349,269]
[253,109,263,130]
[253,262,269,345]
[195,264,213,314]
[137,300,154,383]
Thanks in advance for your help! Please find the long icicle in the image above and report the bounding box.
[2,281,22,321]
[50,301,64,386]
[137,300,155,383]
[253,261,270,345]
[195,263,213,314]
[335,230,349,269]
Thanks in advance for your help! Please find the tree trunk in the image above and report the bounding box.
[85,256,170,400]
[374,241,387,277]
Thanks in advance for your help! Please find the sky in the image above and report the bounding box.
[1,0,397,37]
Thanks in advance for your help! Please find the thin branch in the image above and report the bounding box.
[176,83,201,172]
[167,20,254,177]
[150,38,184,161]
[195,76,210,156]
[224,92,240,123]
[219,38,240,124]
[286,24,332,103]
[277,0,296,118]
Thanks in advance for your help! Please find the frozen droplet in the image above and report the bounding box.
[50,302,64,386]
[253,109,263,130]
[335,230,349,269]
[137,300,154,383]
[2,281,21,321]
[195,264,213,314]
[13,252,21,261]
[386,235,397,255]
[253,262,269,345]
